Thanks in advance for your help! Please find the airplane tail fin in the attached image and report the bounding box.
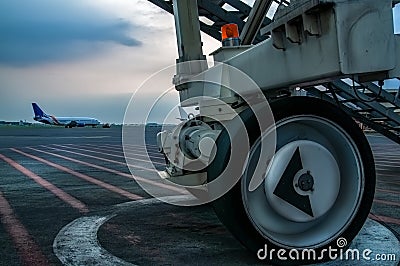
[32,103,45,117]
[178,106,189,121]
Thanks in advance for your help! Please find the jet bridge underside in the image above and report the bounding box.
[148,1,400,145]
[179,0,398,99]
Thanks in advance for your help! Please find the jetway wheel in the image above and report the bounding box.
[207,97,375,265]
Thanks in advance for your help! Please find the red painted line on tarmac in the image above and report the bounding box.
[369,214,400,226]
[376,175,400,184]
[115,144,161,154]
[375,165,400,170]
[53,144,165,166]
[78,144,127,154]
[43,147,400,196]
[45,146,159,173]
[29,148,187,194]
[377,180,400,186]
[89,143,162,157]
[375,160,400,165]
[376,188,400,195]
[84,143,125,150]
[99,143,163,157]
[0,153,88,214]
[373,153,400,158]
[92,143,131,149]
[382,182,400,187]
[72,144,165,160]
[376,172,400,178]
[0,192,50,266]
[99,143,159,151]
[53,144,126,159]
[374,199,400,207]
[120,143,159,148]
[11,149,143,201]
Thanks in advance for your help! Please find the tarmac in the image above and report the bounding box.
[0,126,398,265]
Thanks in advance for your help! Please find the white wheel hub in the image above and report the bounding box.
[265,140,340,223]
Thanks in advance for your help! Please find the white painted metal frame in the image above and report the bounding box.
[211,0,398,95]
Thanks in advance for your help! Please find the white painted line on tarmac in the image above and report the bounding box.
[53,195,195,266]
[53,195,399,266]
[53,215,133,266]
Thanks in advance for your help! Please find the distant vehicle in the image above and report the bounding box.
[145,122,160,127]
[32,103,101,128]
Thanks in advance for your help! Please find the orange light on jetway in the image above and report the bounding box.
[221,23,239,40]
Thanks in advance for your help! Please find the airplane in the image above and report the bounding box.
[176,106,195,121]
[32,103,101,128]
[177,106,189,121]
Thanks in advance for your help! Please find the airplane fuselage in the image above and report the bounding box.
[34,115,100,127]
[32,103,101,127]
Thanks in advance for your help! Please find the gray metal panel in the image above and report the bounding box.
[334,0,396,74]
[389,35,400,78]
[217,0,397,92]
[224,7,342,91]
[260,0,322,36]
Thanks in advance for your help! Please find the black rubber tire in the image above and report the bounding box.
[207,96,376,265]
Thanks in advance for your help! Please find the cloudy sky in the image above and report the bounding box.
[0,1,399,124]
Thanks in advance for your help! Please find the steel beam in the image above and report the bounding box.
[362,82,400,109]
[173,0,205,62]
[240,0,274,45]
[197,0,246,30]
[306,87,400,144]
[146,0,269,44]
[331,81,400,125]
[146,0,173,13]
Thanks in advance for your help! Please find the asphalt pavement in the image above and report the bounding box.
[0,126,398,265]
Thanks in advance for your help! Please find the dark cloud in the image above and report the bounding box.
[0,0,142,66]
